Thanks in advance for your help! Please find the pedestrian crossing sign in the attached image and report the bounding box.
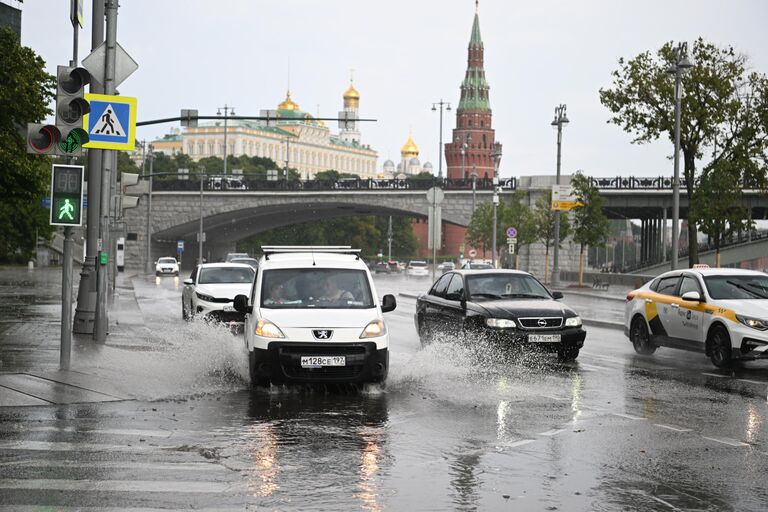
[83,93,137,150]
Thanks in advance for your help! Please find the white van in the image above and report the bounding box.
[234,246,397,387]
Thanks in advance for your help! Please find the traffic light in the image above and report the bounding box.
[27,66,91,156]
[120,172,144,209]
[50,164,84,226]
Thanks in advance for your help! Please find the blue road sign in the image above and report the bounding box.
[177,240,185,253]
[83,93,137,150]
[506,227,517,238]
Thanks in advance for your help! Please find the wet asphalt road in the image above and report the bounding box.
[1,269,768,511]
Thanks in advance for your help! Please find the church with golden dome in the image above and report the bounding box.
[153,81,378,179]
[380,133,434,178]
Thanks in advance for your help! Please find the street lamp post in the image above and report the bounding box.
[217,105,235,175]
[491,142,502,268]
[198,166,205,265]
[667,42,693,270]
[432,100,451,179]
[144,144,155,274]
[550,104,569,288]
[471,166,478,215]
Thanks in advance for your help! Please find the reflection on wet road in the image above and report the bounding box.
[0,270,767,510]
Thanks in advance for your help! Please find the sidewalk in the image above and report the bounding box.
[0,267,152,407]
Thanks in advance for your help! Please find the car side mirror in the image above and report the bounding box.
[233,294,252,314]
[154,261,158,265]
[183,278,194,285]
[552,291,564,300]
[381,294,397,313]
[681,291,703,302]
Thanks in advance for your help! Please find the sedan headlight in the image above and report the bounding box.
[255,319,285,338]
[360,320,387,338]
[736,314,768,331]
[565,316,582,327]
[195,292,216,302]
[485,318,516,328]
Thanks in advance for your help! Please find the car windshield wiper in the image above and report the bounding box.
[500,293,546,299]
[470,293,501,299]
[726,280,768,299]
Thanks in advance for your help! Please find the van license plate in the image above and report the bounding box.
[301,356,346,368]
[528,334,561,343]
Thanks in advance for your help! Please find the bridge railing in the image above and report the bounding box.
[151,176,518,193]
[590,175,766,190]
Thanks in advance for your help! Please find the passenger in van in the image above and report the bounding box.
[318,276,354,302]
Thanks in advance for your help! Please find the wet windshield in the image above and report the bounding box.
[704,274,768,299]
[261,268,374,309]
[466,273,551,300]
[198,266,254,284]
[409,261,427,267]
[158,258,176,264]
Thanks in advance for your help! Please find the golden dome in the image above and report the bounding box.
[343,81,360,108]
[278,90,300,111]
[400,134,419,158]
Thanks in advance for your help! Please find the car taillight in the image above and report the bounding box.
[626,294,635,302]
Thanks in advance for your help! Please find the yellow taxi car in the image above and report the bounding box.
[624,267,768,368]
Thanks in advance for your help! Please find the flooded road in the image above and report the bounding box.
[1,268,767,510]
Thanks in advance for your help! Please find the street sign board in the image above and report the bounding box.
[177,240,185,253]
[426,187,445,205]
[70,0,84,28]
[83,93,137,150]
[508,243,516,254]
[506,227,517,238]
[50,164,84,226]
[180,109,198,127]
[551,184,580,211]
[81,41,138,88]
[468,249,477,258]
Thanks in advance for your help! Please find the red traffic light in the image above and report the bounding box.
[27,124,60,154]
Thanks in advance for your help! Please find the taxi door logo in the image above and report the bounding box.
[313,330,333,340]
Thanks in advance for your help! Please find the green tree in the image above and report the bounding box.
[599,38,768,267]
[690,159,752,267]
[571,172,610,286]
[532,194,571,283]
[0,27,56,261]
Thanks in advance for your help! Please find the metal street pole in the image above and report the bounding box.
[669,42,693,270]
[551,104,569,288]
[471,167,477,215]
[432,100,451,179]
[73,0,105,335]
[218,105,234,175]
[144,146,154,274]
[94,0,119,342]
[198,170,205,264]
[387,215,393,261]
[431,195,437,282]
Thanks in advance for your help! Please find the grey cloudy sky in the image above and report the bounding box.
[18,0,768,178]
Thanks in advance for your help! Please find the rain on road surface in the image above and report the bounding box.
[1,269,767,511]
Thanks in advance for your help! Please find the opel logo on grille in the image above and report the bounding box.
[537,318,547,327]
[312,329,333,340]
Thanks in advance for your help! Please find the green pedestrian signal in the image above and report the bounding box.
[50,164,84,226]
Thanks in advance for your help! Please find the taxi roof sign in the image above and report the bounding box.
[692,264,710,269]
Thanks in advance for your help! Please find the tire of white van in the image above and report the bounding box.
[249,350,270,388]
[708,325,733,368]
[182,299,190,321]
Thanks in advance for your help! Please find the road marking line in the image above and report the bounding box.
[0,440,160,452]
[612,413,646,421]
[538,429,567,436]
[539,394,569,401]
[654,424,693,433]
[647,494,683,511]
[737,379,767,385]
[579,363,615,372]
[0,426,185,438]
[702,372,728,378]
[0,479,240,493]
[502,439,536,448]
[0,507,247,512]
[702,436,749,447]
[0,460,229,472]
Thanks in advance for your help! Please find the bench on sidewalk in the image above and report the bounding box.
[592,277,610,290]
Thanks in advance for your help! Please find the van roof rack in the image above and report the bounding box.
[261,246,361,260]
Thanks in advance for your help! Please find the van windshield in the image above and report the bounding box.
[261,269,374,309]
[158,258,176,264]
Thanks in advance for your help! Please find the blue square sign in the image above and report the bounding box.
[83,93,137,150]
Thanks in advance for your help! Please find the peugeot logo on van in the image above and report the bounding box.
[313,330,333,340]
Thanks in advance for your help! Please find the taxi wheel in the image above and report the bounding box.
[182,299,190,321]
[631,317,657,355]
[708,326,733,368]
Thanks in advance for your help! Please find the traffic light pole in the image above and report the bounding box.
[73,0,104,335]
[94,0,118,342]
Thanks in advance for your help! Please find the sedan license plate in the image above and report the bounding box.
[301,356,346,368]
[528,334,561,343]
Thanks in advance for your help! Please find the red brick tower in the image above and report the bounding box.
[442,4,501,259]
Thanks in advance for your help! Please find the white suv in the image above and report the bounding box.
[233,246,397,387]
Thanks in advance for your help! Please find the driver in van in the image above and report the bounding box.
[318,276,354,302]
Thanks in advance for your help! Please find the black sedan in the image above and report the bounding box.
[414,270,586,360]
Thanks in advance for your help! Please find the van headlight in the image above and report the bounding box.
[196,292,216,302]
[736,315,768,331]
[565,316,582,327]
[255,319,285,338]
[360,320,387,338]
[485,318,516,328]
